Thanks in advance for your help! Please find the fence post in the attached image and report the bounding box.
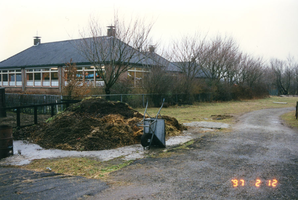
[120,94,123,102]
[44,96,46,113]
[16,108,21,127]
[142,94,145,108]
[296,101,298,119]
[34,106,37,124]
[56,100,58,113]
[51,104,55,117]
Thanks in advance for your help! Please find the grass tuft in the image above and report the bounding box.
[20,157,133,180]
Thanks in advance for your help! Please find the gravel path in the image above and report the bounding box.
[91,107,298,199]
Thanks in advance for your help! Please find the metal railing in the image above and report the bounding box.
[5,93,212,109]
[5,100,80,127]
[5,93,62,107]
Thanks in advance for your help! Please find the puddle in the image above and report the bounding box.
[184,121,230,129]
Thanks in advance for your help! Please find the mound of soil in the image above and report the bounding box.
[14,98,185,151]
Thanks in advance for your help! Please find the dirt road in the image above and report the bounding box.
[91,107,298,199]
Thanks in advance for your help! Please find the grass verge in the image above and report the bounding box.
[20,157,133,180]
[281,110,298,130]
[138,96,297,124]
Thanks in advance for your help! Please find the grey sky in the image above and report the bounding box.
[1,0,297,63]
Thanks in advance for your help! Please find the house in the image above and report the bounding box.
[0,28,209,95]
[0,28,159,94]
[144,46,209,79]
[171,62,209,79]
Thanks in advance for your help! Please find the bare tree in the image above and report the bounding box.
[170,34,207,96]
[237,54,264,88]
[198,35,241,83]
[270,58,294,95]
[63,60,90,99]
[169,34,244,101]
[76,14,154,95]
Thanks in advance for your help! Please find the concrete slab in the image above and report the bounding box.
[184,121,230,129]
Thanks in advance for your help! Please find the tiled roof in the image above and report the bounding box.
[172,62,209,78]
[0,37,158,68]
[143,52,180,72]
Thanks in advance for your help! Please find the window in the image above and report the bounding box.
[9,74,15,86]
[51,71,58,86]
[26,68,59,87]
[64,66,105,87]
[26,73,34,86]
[0,70,21,87]
[16,74,22,86]
[84,66,95,86]
[34,72,41,86]
[128,67,149,87]
[2,72,8,86]
[43,72,50,86]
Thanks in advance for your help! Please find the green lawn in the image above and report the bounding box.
[137,96,297,124]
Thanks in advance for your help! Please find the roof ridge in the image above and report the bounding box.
[0,36,109,63]
[38,36,109,45]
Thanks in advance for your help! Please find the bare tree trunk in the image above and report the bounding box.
[75,13,154,95]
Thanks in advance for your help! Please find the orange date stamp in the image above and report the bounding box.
[231,178,278,188]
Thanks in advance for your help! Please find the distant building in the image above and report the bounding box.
[0,30,159,94]
[0,29,208,95]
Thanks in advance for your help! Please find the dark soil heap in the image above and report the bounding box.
[15,98,185,151]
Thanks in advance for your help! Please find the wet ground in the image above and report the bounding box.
[91,107,298,199]
[1,107,297,199]
[0,167,107,200]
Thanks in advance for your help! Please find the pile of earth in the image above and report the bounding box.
[14,98,186,151]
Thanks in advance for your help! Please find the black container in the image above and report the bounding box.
[0,88,6,118]
[0,125,13,159]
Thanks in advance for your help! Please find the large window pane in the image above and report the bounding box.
[51,72,58,86]
[16,74,22,86]
[43,72,50,86]
[3,74,8,81]
[34,73,41,86]
[9,74,15,86]
[16,74,22,81]
[26,73,33,86]
[2,74,8,86]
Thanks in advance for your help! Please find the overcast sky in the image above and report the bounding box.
[1,0,297,63]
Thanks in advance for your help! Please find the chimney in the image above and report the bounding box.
[107,25,116,37]
[34,36,41,45]
[149,45,155,53]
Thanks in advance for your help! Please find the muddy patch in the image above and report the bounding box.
[211,114,233,120]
